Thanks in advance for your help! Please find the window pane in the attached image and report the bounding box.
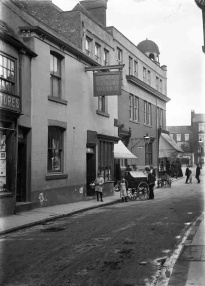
[48,127,63,172]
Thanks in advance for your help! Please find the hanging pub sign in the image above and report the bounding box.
[93,71,121,97]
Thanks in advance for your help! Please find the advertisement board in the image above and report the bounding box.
[93,71,121,97]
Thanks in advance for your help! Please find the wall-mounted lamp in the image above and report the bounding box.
[131,133,150,151]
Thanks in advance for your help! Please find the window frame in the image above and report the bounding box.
[103,49,109,66]
[147,70,151,85]
[47,126,64,173]
[145,142,153,165]
[129,56,133,75]
[144,101,152,126]
[0,53,16,94]
[199,123,205,132]
[185,134,189,141]
[50,52,62,98]
[98,140,114,181]
[176,134,181,142]
[129,94,133,120]
[156,76,159,90]
[85,37,92,56]
[143,67,146,83]
[134,60,138,77]
[117,48,122,64]
[95,43,101,62]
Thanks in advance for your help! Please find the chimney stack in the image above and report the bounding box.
[80,0,108,26]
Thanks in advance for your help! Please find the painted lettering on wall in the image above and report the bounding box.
[0,92,21,112]
[94,71,121,97]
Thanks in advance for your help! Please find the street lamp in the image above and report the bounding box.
[198,139,203,167]
[131,134,150,151]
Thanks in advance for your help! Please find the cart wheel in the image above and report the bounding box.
[137,182,149,200]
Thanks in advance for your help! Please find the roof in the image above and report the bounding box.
[167,126,192,133]
[192,114,205,123]
[137,39,160,55]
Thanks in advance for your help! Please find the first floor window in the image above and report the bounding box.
[48,126,63,172]
[176,134,181,142]
[144,101,151,126]
[129,94,139,122]
[103,49,109,66]
[129,94,133,120]
[0,54,15,94]
[98,141,114,181]
[145,143,153,165]
[98,96,106,112]
[50,53,62,98]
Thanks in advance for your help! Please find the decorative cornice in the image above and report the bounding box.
[126,75,170,103]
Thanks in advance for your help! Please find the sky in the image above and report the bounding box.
[53,0,205,126]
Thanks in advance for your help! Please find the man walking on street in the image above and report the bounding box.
[195,164,201,184]
[185,165,190,184]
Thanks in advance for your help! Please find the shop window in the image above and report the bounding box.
[98,140,114,181]
[50,53,62,98]
[0,54,15,94]
[47,126,64,172]
[145,142,153,165]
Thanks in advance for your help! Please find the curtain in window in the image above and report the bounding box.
[48,127,62,172]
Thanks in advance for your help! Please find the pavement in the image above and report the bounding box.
[0,166,204,286]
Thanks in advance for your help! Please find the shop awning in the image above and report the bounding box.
[114,140,137,159]
[159,132,183,158]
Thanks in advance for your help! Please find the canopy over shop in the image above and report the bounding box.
[159,132,183,159]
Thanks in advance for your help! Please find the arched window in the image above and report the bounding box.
[149,53,155,61]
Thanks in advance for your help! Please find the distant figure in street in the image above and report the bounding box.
[95,172,104,202]
[119,177,128,202]
[189,170,192,184]
[195,164,201,184]
[150,165,156,182]
[147,168,155,199]
[185,165,190,184]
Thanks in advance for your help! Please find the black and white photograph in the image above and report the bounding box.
[0,0,204,285]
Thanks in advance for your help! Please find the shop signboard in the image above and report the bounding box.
[0,92,21,113]
[93,71,121,97]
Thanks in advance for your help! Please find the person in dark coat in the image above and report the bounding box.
[195,164,201,183]
[185,165,190,184]
[147,168,155,199]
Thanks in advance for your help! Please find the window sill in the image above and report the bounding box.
[48,96,67,105]
[0,192,13,198]
[96,110,110,118]
[129,119,140,124]
[143,124,152,128]
[46,173,68,180]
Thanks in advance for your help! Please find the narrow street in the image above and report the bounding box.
[0,177,204,286]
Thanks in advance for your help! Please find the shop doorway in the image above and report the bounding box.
[17,129,27,202]
[86,148,96,196]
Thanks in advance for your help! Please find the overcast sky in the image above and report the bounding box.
[53,0,204,126]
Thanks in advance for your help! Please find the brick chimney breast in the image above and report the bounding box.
[80,0,108,26]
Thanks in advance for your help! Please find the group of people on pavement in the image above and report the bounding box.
[185,164,201,184]
[93,163,201,203]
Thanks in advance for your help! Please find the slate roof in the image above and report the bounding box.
[192,114,205,123]
[167,126,193,134]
